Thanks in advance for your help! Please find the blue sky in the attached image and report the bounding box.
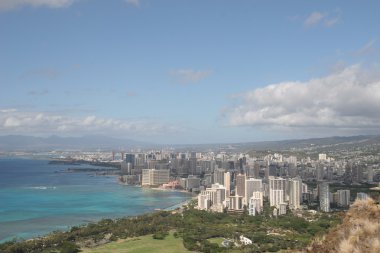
[0,0,380,144]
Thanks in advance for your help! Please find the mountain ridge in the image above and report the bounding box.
[0,134,379,152]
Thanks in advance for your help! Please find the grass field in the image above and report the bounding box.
[207,237,225,246]
[81,232,194,253]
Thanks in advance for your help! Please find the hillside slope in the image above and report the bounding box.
[305,198,380,253]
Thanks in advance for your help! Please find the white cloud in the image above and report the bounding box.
[356,39,377,56]
[324,16,340,27]
[226,64,380,132]
[304,10,341,28]
[171,69,212,84]
[124,0,139,7]
[0,109,183,137]
[304,11,326,27]
[0,0,76,10]
[0,109,17,113]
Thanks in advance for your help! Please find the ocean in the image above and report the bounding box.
[0,157,191,243]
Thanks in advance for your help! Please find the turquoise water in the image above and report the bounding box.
[0,157,191,242]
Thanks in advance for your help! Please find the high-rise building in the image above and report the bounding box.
[121,161,133,175]
[264,167,269,183]
[270,189,284,208]
[289,178,302,210]
[319,182,330,212]
[337,190,350,207]
[302,183,308,194]
[356,192,369,201]
[248,191,263,216]
[316,164,324,181]
[197,183,226,212]
[186,176,201,190]
[189,157,197,175]
[211,183,226,207]
[268,164,277,177]
[245,178,262,205]
[288,163,297,178]
[197,193,211,210]
[236,174,246,198]
[125,153,136,165]
[352,165,363,183]
[246,166,255,178]
[135,153,146,166]
[229,195,243,211]
[367,166,374,183]
[147,160,158,170]
[213,168,225,185]
[269,177,287,205]
[141,169,170,186]
[224,171,231,197]
[253,162,260,178]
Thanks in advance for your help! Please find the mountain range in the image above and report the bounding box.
[0,134,379,152]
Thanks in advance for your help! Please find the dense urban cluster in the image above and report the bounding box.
[66,148,380,216]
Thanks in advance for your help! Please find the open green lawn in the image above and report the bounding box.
[81,232,194,253]
[207,237,225,246]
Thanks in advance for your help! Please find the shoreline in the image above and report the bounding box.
[0,158,193,244]
[163,196,197,211]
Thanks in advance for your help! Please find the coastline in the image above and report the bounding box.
[0,158,193,243]
[163,196,197,211]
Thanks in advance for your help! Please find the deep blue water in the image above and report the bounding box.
[0,157,191,242]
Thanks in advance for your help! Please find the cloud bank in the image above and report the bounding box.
[0,0,76,10]
[0,110,182,137]
[226,65,380,132]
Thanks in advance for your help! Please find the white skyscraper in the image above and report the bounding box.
[224,171,231,197]
[197,183,226,212]
[245,178,262,205]
[270,189,284,208]
[141,169,170,186]
[289,178,302,210]
[269,177,287,206]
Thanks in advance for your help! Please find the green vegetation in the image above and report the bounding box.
[81,231,192,253]
[177,204,341,253]
[0,202,342,253]
[207,237,224,246]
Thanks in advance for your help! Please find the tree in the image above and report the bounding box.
[60,241,80,253]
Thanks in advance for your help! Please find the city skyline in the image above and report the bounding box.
[1,0,380,144]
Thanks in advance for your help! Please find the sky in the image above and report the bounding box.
[0,0,380,144]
